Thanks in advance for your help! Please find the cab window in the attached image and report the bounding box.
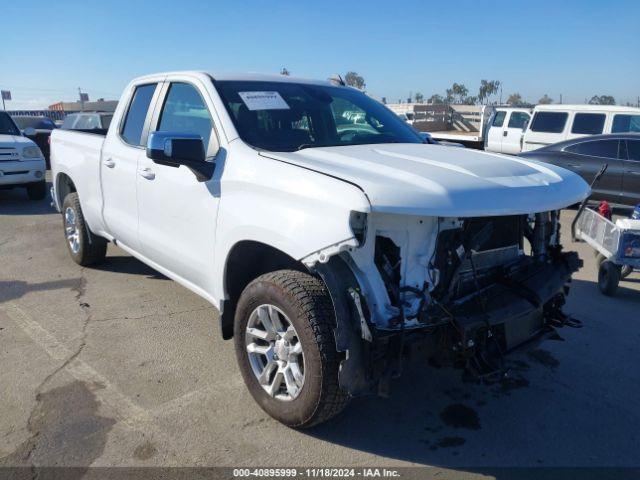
[530,112,568,133]
[612,114,640,133]
[571,113,605,134]
[157,83,213,150]
[507,112,530,129]
[121,84,157,146]
[491,111,506,127]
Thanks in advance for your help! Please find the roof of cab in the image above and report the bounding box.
[534,104,640,112]
[132,70,338,87]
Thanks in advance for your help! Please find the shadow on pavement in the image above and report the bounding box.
[303,277,640,470]
[94,255,168,280]
[0,182,55,216]
[0,278,82,303]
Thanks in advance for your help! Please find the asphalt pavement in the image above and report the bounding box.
[1,180,640,478]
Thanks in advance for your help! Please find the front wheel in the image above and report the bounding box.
[598,260,620,296]
[61,193,107,266]
[234,270,349,428]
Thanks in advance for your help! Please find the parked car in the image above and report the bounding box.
[50,71,589,427]
[519,133,640,206]
[0,111,47,199]
[484,107,532,154]
[522,104,640,152]
[61,112,114,133]
[11,115,57,167]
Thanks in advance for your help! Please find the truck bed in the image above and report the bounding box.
[429,130,482,143]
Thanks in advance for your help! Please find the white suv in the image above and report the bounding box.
[0,111,46,200]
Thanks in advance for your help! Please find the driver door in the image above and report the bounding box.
[136,80,221,293]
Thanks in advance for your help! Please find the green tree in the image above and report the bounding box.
[280,67,290,76]
[446,83,469,104]
[589,95,615,105]
[345,71,366,90]
[478,80,501,104]
[414,92,424,103]
[428,94,444,104]
[507,93,525,106]
[538,94,553,105]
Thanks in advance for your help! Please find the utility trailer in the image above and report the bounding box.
[572,164,640,295]
[386,103,494,149]
[574,207,640,295]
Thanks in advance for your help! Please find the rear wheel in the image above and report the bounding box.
[234,270,349,428]
[26,180,47,200]
[61,193,107,266]
[598,260,620,296]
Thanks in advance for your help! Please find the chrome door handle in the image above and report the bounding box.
[103,158,116,168]
[627,171,640,176]
[567,164,582,168]
[138,168,155,180]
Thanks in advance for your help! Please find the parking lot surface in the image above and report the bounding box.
[2,181,640,476]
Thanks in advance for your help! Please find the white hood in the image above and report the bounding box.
[261,143,590,217]
[0,134,35,148]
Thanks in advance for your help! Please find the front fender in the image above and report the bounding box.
[211,148,371,303]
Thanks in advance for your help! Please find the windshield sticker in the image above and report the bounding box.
[238,91,290,111]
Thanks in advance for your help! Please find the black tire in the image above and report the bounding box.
[598,260,620,296]
[234,270,349,428]
[61,192,107,266]
[26,180,47,201]
[621,265,633,279]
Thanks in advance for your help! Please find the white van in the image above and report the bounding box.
[484,107,532,154]
[522,104,640,152]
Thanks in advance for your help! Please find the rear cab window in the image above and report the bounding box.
[120,84,157,146]
[530,112,568,133]
[571,113,605,134]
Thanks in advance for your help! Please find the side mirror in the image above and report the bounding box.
[23,127,36,137]
[146,131,214,181]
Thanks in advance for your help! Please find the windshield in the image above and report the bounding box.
[12,116,56,130]
[0,112,21,135]
[215,80,423,151]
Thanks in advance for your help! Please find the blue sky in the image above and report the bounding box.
[2,0,639,109]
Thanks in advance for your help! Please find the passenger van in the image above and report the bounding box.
[484,107,532,154]
[521,105,640,152]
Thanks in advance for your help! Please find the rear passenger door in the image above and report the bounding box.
[502,111,530,154]
[101,82,160,251]
[621,139,640,205]
[562,139,624,202]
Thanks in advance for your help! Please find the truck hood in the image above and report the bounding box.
[0,134,35,148]
[260,143,590,216]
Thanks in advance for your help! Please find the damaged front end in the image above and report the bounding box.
[314,210,582,396]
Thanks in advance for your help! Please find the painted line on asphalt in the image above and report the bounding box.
[2,301,195,465]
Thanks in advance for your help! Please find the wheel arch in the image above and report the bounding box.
[219,240,308,339]
[54,171,77,208]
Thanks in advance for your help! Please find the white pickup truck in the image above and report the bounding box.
[50,71,590,427]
